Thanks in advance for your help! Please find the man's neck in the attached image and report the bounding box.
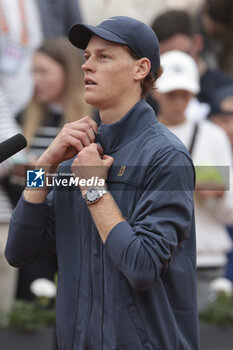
[99,97,141,124]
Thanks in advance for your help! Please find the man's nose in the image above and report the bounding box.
[82,57,95,72]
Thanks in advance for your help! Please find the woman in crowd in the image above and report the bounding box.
[18,36,92,157]
[15,36,93,300]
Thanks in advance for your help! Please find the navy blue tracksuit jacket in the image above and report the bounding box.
[6,100,200,349]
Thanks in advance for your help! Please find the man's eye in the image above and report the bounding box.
[100,54,108,59]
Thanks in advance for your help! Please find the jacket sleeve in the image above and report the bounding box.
[5,190,55,268]
[105,150,195,291]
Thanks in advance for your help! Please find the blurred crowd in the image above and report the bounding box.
[0,0,233,314]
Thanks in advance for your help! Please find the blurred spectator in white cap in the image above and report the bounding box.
[155,50,233,311]
[149,9,233,122]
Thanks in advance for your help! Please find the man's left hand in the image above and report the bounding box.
[71,143,114,193]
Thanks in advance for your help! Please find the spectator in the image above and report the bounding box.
[14,37,92,301]
[18,37,92,158]
[208,85,233,283]
[0,0,82,116]
[150,9,233,111]
[155,50,233,310]
[197,0,233,76]
[79,0,204,26]
[36,0,82,38]
[208,86,233,148]
[0,88,24,312]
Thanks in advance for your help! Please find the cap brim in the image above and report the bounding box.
[158,79,200,95]
[69,24,127,49]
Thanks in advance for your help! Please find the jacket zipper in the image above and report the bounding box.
[101,243,105,350]
[84,224,93,349]
[71,208,83,349]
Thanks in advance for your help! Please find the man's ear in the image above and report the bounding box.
[134,58,151,81]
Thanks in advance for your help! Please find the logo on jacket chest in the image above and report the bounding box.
[117,166,126,177]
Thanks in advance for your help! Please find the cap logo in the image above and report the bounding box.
[173,64,183,73]
[102,18,117,22]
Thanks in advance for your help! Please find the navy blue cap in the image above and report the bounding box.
[69,16,160,75]
[208,85,233,117]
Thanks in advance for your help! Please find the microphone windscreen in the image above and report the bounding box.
[0,133,27,163]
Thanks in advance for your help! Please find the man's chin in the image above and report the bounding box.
[85,95,101,109]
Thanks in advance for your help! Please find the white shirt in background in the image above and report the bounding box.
[185,97,210,122]
[169,119,233,267]
[0,0,43,116]
[0,89,22,222]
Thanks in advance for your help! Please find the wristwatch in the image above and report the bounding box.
[84,187,108,205]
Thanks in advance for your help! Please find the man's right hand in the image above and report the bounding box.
[37,116,98,167]
[24,116,98,203]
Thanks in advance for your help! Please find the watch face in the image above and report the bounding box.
[86,188,100,202]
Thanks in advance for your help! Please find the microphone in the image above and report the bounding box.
[0,134,27,163]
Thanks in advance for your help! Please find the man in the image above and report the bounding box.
[36,0,82,38]
[155,50,233,311]
[200,0,233,76]
[5,16,199,349]
[207,85,233,284]
[150,9,233,107]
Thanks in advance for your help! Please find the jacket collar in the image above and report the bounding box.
[97,99,157,153]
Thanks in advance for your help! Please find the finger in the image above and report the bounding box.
[71,117,98,138]
[76,122,96,143]
[97,144,104,155]
[63,134,85,154]
[65,122,96,144]
[67,129,92,148]
[86,142,104,156]
[86,142,103,153]
[102,155,114,167]
[79,116,98,133]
